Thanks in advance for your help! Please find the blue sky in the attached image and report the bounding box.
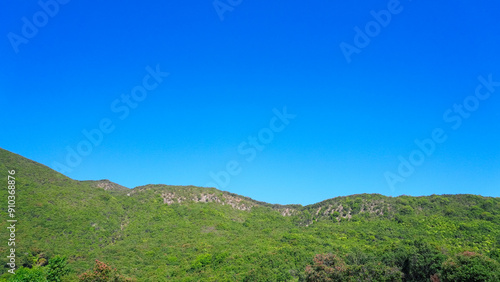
[1,0,499,205]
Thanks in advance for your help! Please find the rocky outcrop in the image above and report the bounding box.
[161,192,255,211]
[85,179,129,192]
[278,207,298,216]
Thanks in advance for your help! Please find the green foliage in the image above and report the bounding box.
[399,205,414,215]
[8,267,47,282]
[165,255,179,265]
[190,253,212,270]
[6,255,69,282]
[381,240,445,281]
[441,251,500,282]
[46,256,70,282]
[348,262,403,281]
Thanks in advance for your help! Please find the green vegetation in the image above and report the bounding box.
[441,251,500,282]
[0,148,499,281]
[8,253,69,282]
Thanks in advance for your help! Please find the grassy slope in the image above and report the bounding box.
[0,148,499,281]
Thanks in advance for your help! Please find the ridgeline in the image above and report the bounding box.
[0,148,499,281]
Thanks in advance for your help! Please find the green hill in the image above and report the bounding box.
[0,147,499,281]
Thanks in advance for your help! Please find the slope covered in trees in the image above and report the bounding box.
[0,148,499,281]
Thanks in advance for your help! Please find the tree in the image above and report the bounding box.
[402,240,444,281]
[441,251,500,282]
[345,250,403,281]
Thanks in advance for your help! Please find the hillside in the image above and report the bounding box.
[0,147,499,281]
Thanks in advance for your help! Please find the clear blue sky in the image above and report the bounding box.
[1,0,499,205]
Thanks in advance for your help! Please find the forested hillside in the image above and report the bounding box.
[0,148,499,281]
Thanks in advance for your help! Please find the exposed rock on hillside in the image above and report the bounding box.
[84,179,129,192]
[161,192,255,211]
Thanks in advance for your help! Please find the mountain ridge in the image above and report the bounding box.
[1,147,499,281]
[2,147,496,209]
[1,147,498,223]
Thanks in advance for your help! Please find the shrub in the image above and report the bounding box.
[304,253,348,281]
[79,260,134,282]
[46,256,69,282]
[9,266,47,282]
[191,253,213,270]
